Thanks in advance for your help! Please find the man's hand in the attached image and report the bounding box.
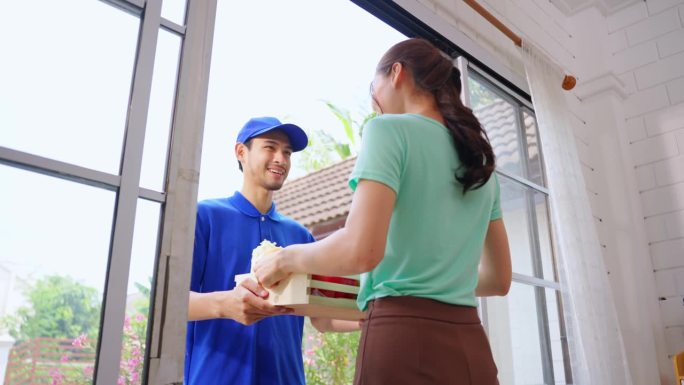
[188,278,292,324]
[226,278,293,325]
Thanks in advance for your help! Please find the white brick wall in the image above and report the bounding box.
[634,51,684,89]
[625,116,647,142]
[611,41,659,74]
[642,183,684,216]
[650,237,684,270]
[644,102,684,136]
[635,164,657,191]
[629,132,679,164]
[608,0,684,363]
[606,2,648,32]
[656,29,684,57]
[648,0,684,15]
[623,84,670,118]
[653,154,684,184]
[624,8,680,46]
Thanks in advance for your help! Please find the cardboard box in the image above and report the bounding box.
[235,273,365,321]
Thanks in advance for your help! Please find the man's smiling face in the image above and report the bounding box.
[237,129,293,191]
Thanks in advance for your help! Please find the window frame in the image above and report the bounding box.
[460,58,571,384]
[0,0,213,383]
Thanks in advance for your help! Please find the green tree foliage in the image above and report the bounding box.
[298,101,376,172]
[2,275,101,343]
[467,77,498,109]
[131,277,152,316]
[304,320,360,385]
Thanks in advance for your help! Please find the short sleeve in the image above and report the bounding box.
[190,206,208,292]
[348,117,405,194]
[490,173,502,221]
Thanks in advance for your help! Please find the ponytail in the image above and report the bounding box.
[436,68,496,193]
[376,38,495,193]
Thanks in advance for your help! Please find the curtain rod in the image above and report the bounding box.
[462,0,577,91]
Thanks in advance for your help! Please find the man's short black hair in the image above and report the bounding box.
[237,139,253,172]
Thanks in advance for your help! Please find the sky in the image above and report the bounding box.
[0,0,405,310]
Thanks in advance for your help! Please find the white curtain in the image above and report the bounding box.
[520,41,632,385]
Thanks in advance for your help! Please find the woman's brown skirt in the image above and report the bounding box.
[353,296,499,385]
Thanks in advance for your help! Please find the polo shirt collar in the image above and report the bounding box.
[230,191,282,221]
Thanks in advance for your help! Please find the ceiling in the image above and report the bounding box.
[549,0,644,15]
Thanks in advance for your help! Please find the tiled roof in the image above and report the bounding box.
[473,99,542,182]
[274,156,356,228]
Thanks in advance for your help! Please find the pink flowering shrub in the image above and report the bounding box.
[49,313,147,385]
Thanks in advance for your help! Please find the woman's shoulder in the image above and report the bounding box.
[366,114,433,133]
[370,113,418,124]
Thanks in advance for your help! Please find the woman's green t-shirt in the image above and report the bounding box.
[349,113,501,311]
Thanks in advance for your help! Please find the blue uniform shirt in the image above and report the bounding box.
[185,191,315,385]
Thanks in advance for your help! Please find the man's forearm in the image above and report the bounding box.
[188,291,231,321]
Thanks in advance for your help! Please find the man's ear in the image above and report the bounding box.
[235,142,246,164]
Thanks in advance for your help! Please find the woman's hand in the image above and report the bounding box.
[253,247,293,289]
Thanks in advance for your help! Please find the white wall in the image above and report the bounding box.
[606,2,684,366]
[397,0,683,383]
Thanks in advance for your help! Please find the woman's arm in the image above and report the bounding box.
[310,317,362,333]
[475,219,512,296]
[254,180,396,288]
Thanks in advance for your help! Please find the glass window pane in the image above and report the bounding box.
[140,30,181,192]
[162,0,187,25]
[469,77,524,177]
[546,288,571,384]
[0,165,114,384]
[486,283,546,385]
[523,110,545,187]
[500,176,535,276]
[119,199,160,382]
[0,1,139,174]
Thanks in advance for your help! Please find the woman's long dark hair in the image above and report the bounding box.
[375,38,495,193]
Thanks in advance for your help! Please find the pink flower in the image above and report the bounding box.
[128,356,141,371]
[50,368,63,385]
[72,334,88,347]
[118,376,126,385]
[83,366,95,376]
[135,313,145,322]
[60,353,69,363]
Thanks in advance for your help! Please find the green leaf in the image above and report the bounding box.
[324,101,355,146]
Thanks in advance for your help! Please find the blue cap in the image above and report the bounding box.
[236,116,309,152]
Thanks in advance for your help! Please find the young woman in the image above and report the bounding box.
[254,38,511,385]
